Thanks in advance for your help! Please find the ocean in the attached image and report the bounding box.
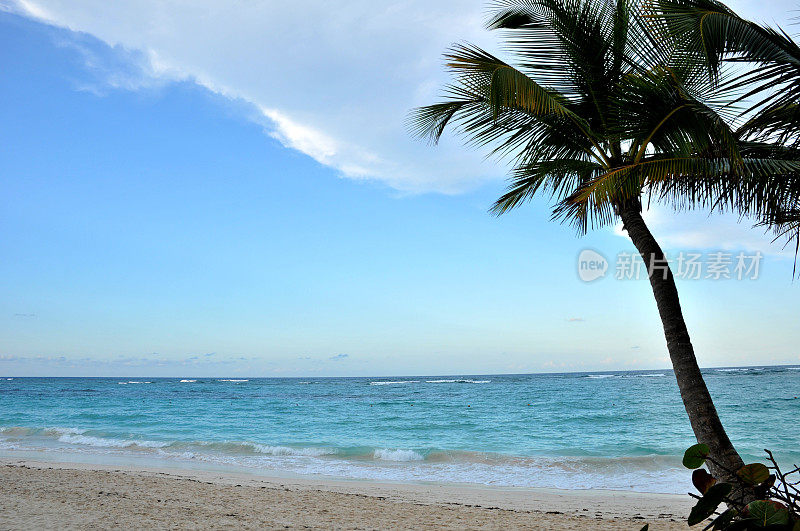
[1,367,798,494]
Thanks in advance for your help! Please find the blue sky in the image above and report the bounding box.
[1,1,799,377]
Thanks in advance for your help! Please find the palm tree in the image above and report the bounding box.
[651,0,800,259]
[411,0,799,478]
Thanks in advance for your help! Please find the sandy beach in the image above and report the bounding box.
[0,457,692,530]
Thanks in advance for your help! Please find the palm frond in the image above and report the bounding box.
[412,0,800,246]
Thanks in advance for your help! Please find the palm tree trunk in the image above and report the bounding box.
[619,204,744,480]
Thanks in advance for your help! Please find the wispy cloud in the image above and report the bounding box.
[6,0,797,197]
[7,0,503,193]
[613,205,793,257]
[329,353,349,361]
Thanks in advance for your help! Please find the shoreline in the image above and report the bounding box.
[1,454,692,529]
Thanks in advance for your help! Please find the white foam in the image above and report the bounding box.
[426,379,490,384]
[43,427,87,436]
[369,380,420,386]
[218,379,248,382]
[57,433,168,449]
[373,448,424,461]
[180,379,196,383]
[251,444,334,457]
[587,374,616,379]
[0,425,695,494]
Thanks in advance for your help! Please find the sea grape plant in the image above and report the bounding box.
[682,443,800,529]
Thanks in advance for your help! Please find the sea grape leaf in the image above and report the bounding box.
[693,468,717,494]
[722,521,756,531]
[684,444,711,469]
[688,483,733,526]
[737,463,770,486]
[745,500,790,527]
[753,474,777,499]
[711,508,736,530]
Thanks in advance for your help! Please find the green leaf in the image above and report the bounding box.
[688,483,733,526]
[711,508,737,530]
[745,500,790,527]
[683,444,711,469]
[692,468,717,494]
[736,463,770,485]
[723,521,757,531]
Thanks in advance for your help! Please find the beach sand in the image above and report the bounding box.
[0,458,691,529]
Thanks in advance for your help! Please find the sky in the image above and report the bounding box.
[1,0,799,377]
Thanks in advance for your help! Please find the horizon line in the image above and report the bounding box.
[2,363,797,379]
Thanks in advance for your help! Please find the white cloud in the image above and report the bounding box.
[258,106,379,179]
[613,205,794,257]
[12,0,50,19]
[260,107,338,167]
[6,0,504,193]
[5,0,796,195]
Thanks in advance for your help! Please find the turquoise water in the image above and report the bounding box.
[1,367,798,493]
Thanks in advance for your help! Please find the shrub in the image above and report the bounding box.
[681,444,799,529]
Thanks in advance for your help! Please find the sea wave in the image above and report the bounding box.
[192,441,335,457]
[425,379,491,384]
[251,444,335,457]
[57,433,169,449]
[587,373,666,379]
[373,448,424,461]
[43,427,87,436]
[179,379,196,383]
[0,426,59,437]
[0,425,704,492]
[368,379,491,385]
[218,379,248,382]
[0,426,169,449]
